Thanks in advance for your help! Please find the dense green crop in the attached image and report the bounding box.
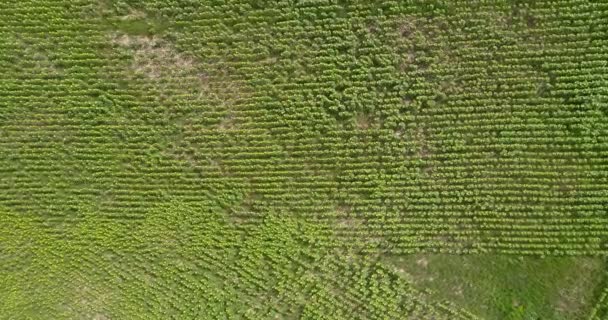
[1,0,607,319]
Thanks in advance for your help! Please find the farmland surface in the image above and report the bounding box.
[1,0,608,319]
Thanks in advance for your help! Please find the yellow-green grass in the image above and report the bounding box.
[386,254,605,319]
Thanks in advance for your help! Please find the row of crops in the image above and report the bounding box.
[2,202,483,319]
[1,0,607,318]
[2,0,607,252]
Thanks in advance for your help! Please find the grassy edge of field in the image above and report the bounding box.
[383,253,606,320]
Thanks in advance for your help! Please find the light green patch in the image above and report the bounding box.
[100,5,171,36]
[384,254,605,320]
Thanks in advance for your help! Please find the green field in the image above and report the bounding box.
[1,0,608,319]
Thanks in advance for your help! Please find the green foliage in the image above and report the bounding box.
[1,0,608,318]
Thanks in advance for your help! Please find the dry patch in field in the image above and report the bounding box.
[11,36,62,76]
[70,278,112,320]
[334,204,361,229]
[109,33,249,106]
[110,34,197,80]
[218,113,237,130]
[336,217,362,229]
[119,8,147,21]
[354,113,372,130]
[416,257,429,268]
[414,126,432,160]
[109,32,253,150]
